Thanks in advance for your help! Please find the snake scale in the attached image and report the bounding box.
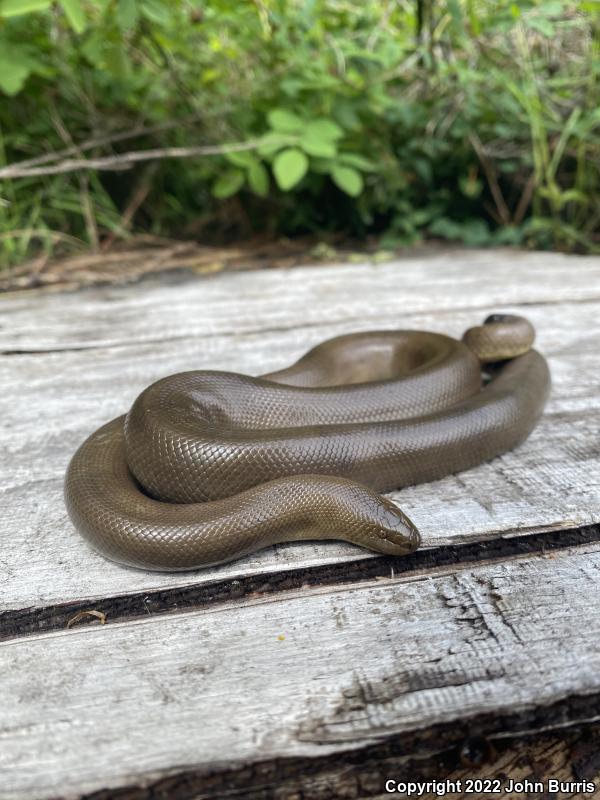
[64,313,550,571]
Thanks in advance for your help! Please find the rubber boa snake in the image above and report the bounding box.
[64,313,550,571]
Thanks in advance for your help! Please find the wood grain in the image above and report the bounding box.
[2,545,600,799]
[2,249,599,353]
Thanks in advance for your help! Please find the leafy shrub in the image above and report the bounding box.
[0,0,598,266]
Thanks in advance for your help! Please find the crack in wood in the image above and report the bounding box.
[73,699,600,800]
[1,524,598,644]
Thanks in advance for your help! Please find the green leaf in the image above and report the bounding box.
[305,118,343,142]
[0,0,51,15]
[225,150,257,168]
[247,161,269,197]
[60,0,86,33]
[273,148,308,190]
[300,129,337,158]
[300,118,344,158]
[338,152,376,172]
[267,109,303,133]
[0,42,40,94]
[140,0,170,25]
[257,133,289,157]
[80,33,105,67]
[225,150,269,196]
[333,100,360,130]
[0,55,30,94]
[212,168,245,199]
[331,165,363,196]
[116,0,139,29]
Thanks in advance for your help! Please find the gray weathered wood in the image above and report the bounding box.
[1,251,600,612]
[2,544,600,799]
[2,248,599,352]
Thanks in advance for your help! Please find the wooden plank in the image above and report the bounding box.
[1,249,599,352]
[2,545,600,799]
[0,253,599,613]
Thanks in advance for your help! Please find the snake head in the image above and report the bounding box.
[372,496,421,555]
[463,313,535,363]
[326,479,421,557]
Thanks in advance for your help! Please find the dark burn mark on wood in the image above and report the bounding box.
[570,729,600,780]
[1,523,598,643]
[75,701,600,800]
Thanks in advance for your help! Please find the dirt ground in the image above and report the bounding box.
[0,235,454,294]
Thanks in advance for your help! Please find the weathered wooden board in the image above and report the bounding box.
[1,251,600,613]
[2,544,600,799]
[1,249,599,352]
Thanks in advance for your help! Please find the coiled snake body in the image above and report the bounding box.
[65,314,550,571]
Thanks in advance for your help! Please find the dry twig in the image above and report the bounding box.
[469,132,511,225]
[0,138,267,180]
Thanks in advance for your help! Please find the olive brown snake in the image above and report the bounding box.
[64,314,550,571]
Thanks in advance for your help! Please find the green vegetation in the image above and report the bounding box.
[0,0,599,267]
